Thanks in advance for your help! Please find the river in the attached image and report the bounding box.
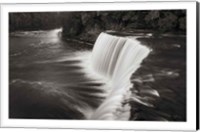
[9,29,186,121]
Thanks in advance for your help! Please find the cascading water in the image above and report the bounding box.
[89,33,151,120]
[9,28,186,121]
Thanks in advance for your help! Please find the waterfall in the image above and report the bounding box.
[89,32,151,120]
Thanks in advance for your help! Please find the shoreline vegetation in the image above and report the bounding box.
[9,10,186,43]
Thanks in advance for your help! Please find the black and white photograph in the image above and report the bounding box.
[9,9,187,121]
[0,1,198,131]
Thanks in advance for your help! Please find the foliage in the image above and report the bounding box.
[9,10,186,41]
[9,12,61,31]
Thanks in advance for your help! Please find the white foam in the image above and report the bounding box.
[89,32,151,120]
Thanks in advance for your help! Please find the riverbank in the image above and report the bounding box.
[61,29,186,47]
[9,10,186,43]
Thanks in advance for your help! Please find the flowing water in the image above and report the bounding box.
[90,33,150,120]
[9,28,186,121]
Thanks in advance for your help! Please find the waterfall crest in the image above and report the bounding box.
[89,32,151,120]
